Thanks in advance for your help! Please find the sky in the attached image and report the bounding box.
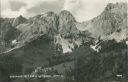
[1,0,127,22]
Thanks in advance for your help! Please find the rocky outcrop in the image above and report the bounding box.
[12,15,27,27]
[83,2,128,41]
[59,10,79,37]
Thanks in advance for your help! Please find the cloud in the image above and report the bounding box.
[1,7,35,18]
[1,0,126,19]
[63,0,127,22]
[9,1,27,11]
[27,0,64,16]
[1,0,62,18]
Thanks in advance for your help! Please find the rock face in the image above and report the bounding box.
[59,10,78,37]
[17,10,79,40]
[13,10,87,53]
[16,12,59,43]
[83,2,128,41]
[12,15,27,27]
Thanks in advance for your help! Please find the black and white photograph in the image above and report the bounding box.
[0,0,128,82]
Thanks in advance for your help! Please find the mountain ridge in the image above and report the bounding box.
[0,2,127,54]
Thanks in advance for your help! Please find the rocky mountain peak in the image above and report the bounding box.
[58,10,78,37]
[59,10,76,24]
[12,15,27,27]
[82,2,127,41]
[30,11,59,35]
[17,10,79,41]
